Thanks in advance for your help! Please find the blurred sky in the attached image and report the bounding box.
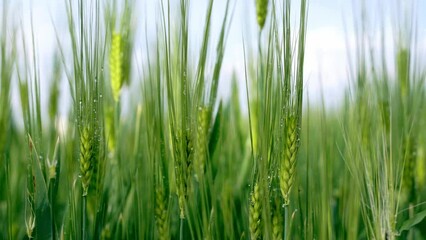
[5,0,426,117]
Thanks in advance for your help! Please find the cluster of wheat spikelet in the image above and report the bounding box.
[256,0,269,29]
[249,181,262,240]
[155,186,170,240]
[194,106,210,179]
[80,126,93,196]
[173,129,193,219]
[271,196,283,240]
[110,32,123,102]
[280,115,299,205]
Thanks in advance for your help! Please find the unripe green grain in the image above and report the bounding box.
[47,159,57,180]
[25,213,35,239]
[194,106,210,179]
[249,182,262,240]
[110,32,123,102]
[397,48,410,99]
[416,145,425,189]
[255,0,269,30]
[80,126,93,196]
[173,129,193,219]
[105,106,116,153]
[403,135,417,201]
[155,187,170,240]
[271,197,283,240]
[280,115,299,205]
[173,131,185,218]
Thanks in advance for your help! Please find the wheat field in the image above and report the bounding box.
[0,0,425,239]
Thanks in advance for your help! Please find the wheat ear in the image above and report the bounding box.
[80,126,93,196]
[174,129,193,219]
[194,106,210,178]
[280,115,299,205]
[271,197,283,240]
[403,135,417,201]
[155,186,170,240]
[110,32,123,102]
[249,181,262,239]
[255,0,269,30]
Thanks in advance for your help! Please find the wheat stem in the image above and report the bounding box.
[82,195,87,240]
[284,205,289,240]
[180,218,184,240]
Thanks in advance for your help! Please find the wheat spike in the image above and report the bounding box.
[249,182,262,239]
[155,187,170,240]
[173,130,186,218]
[173,129,193,219]
[271,197,283,240]
[280,115,299,205]
[80,126,93,196]
[397,48,410,99]
[403,135,417,201]
[194,106,210,179]
[105,106,116,153]
[25,213,36,239]
[255,0,269,30]
[110,32,123,102]
[416,145,425,190]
